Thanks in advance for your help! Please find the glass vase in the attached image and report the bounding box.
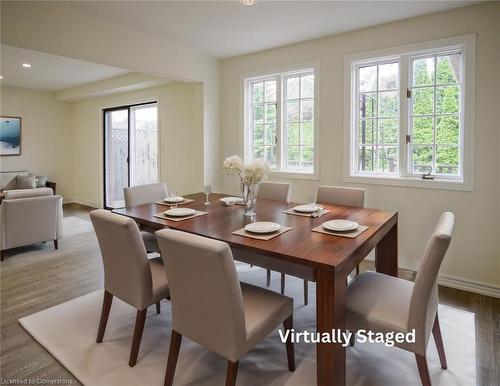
[242,184,257,217]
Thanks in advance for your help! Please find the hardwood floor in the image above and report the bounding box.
[1,203,498,385]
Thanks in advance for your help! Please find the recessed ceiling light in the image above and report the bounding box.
[0,76,3,79]
[22,63,32,68]
[240,0,257,5]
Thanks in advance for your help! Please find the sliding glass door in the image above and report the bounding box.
[103,102,158,209]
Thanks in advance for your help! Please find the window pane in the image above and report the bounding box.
[436,116,459,144]
[359,93,377,118]
[265,103,276,123]
[412,87,434,115]
[412,117,433,144]
[378,147,398,173]
[436,54,461,84]
[358,146,375,172]
[378,118,398,144]
[253,124,264,146]
[301,74,314,98]
[253,104,264,122]
[254,146,264,159]
[378,91,398,117]
[302,122,314,146]
[412,57,435,87]
[300,99,314,121]
[286,101,299,122]
[412,146,433,173]
[436,146,458,174]
[253,82,264,103]
[287,77,300,99]
[264,124,276,145]
[359,65,377,92]
[378,63,398,90]
[287,146,300,168]
[287,122,299,145]
[358,119,375,144]
[263,146,276,167]
[265,80,276,102]
[301,146,314,169]
[436,85,459,114]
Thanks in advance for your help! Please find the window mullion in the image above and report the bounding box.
[276,75,283,171]
[400,55,409,177]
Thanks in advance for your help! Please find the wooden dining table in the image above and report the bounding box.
[113,192,398,386]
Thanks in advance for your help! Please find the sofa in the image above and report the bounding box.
[0,187,63,260]
[0,170,56,194]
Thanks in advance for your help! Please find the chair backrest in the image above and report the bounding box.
[155,229,246,361]
[123,182,167,207]
[316,186,365,208]
[409,212,454,351]
[90,209,152,309]
[257,182,290,203]
[1,195,61,250]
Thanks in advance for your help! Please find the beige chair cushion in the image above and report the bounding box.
[347,271,413,334]
[149,257,170,304]
[141,231,160,253]
[242,282,293,352]
[257,182,290,203]
[4,187,54,199]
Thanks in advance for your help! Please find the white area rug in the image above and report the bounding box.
[19,268,476,386]
[61,216,94,238]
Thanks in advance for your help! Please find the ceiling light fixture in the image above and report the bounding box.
[240,0,257,5]
[0,76,3,79]
[22,63,32,68]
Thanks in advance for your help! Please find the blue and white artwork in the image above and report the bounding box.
[0,116,22,156]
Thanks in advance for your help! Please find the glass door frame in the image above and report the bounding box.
[102,101,158,209]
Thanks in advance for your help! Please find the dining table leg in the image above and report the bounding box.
[375,222,398,277]
[316,269,346,386]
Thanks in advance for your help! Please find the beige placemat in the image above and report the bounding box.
[232,226,292,240]
[282,208,330,218]
[155,198,195,207]
[154,210,207,222]
[312,224,369,238]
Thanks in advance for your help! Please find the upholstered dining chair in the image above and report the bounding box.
[316,185,366,276]
[90,209,170,367]
[346,212,454,386]
[155,229,295,386]
[123,182,168,254]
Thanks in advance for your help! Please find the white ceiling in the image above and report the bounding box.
[84,0,478,58]
[0,44,129,91]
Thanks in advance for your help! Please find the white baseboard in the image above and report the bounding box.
[66,198,101,209]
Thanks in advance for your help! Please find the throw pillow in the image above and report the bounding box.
[16,174,36,189]
[35,175,48,188]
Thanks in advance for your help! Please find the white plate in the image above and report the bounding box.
[244,222,281,234]
[220,196,244,205]
[323,219,359,232]
[164,208,196,217]
[164,196,184,203]
[293,204,322,213]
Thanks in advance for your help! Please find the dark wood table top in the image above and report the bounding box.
[113,192,397,273]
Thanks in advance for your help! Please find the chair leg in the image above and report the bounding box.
[225,360,239,386]
[266,269,271,287]
[129,308,147,367]
[0,250,4,261]
[54,239,58,250]
[96,290,113,343]
[415,354,431,386]
[355,264,360,275]
[156,302,161,314]
[432,313,447,369]
[303,280,308,305]
[164,330,183,386]
[280,273,285,294]
[283,315,295,371]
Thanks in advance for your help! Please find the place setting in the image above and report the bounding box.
[232,221,292,240]
[312,219,369,238]
[283,203,330,218]
[154,206,207,222]
[155,190,195,207]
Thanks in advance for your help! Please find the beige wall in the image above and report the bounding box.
[0,86,74,199]
[71,82,204,207]
[221,3,500,293]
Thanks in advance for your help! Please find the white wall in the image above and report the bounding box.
[221,4,500,294]
[0,86,74,199]
[71,82,204,207]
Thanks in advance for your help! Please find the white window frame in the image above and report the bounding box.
[344,34,475,191]
[242,63,320,180]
